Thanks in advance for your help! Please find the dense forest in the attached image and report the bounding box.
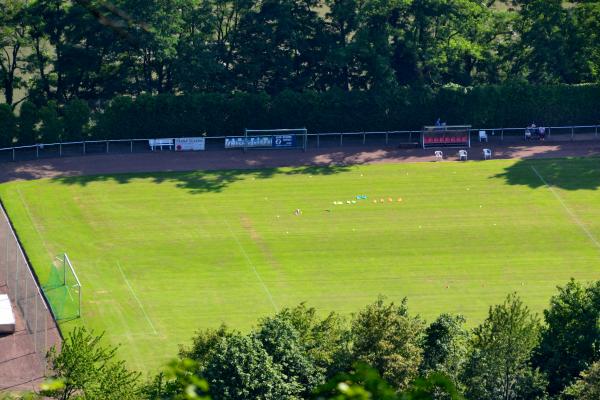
[2,0,600,104]
[1,0,600,142]
[32,279,600,400]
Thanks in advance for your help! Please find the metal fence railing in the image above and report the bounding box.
[0,124,598,163]
[0,203,60,388]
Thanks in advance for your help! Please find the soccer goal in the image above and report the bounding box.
[42,253,81,321]
[226,128,308,152]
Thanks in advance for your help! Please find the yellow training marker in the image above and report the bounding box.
[398,198,403,202]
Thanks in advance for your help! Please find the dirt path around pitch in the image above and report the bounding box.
[0,141,599,183]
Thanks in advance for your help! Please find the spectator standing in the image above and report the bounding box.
[538,126,546,140]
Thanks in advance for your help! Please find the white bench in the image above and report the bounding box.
[0,294,15,334]
[149,138,174,151]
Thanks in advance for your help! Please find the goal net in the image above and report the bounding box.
[225,128,308,152]
[42,253,81,321]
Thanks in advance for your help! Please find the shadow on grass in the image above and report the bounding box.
[492,157,600,191]
[52,164,352,194]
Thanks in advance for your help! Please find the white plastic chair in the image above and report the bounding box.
[458,150,468,161]
[479,130,488,142]
[483,148,492,160]
[434,151,443,161]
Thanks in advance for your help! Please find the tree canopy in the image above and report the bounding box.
[1,1,600,108]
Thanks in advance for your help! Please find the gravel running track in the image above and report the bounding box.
[1,141,600,183]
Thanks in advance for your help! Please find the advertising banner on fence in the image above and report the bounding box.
[175,137,206,151]
[225,136,273,149]
[224,135,296,149]
[273,135,295,148]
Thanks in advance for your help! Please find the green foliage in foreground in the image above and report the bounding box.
[533,280,600,395]
[25,283,599,400]
[2,159,600,373]
[462,294,546,400]
[42,327,141,400]
[562,361,600,400]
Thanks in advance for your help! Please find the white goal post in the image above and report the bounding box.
[43,253,82,320]
[242,128,308,152]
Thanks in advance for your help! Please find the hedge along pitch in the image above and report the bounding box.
[92,84,600,140]
[2,84,600,146]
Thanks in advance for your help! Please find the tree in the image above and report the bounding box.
[0,0,29,106]
[179,324,234,369]
[462,293,547,400]
[201,332,298,400]
[18,100,39,145]
[508,0,596,84]
[143,358,210,400]
[314,363,463,400]
[63,98,90,141]
[321,0,359,91]
[171,0,247,93]
[562,361,600,400]
[533,279,600,395]
[43,327,140,400]
[349,297,424,391]
[254,311,325,397]
[261,303,348,377]
[0,103,16,147]
[38,101,63,142]
[314,363,404,400]
[178,305,348,398]
[233,0,327,93]
[420,314,469,391]
[574,1,600,84]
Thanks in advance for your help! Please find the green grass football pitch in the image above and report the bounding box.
[1,158,599,373]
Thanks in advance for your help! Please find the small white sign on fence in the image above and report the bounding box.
[175,137,206,151]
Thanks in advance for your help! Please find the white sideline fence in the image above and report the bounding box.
[0,124,598,162]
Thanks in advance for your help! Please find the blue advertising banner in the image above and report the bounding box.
[273,135,295,148]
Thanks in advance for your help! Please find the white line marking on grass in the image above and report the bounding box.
[531,166,600,251]
[16,189,53,257]
[116,261,158,335]
[224,220,278,312]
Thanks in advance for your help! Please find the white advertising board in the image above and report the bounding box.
[0,294,15,333]
[175,137,206,151]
